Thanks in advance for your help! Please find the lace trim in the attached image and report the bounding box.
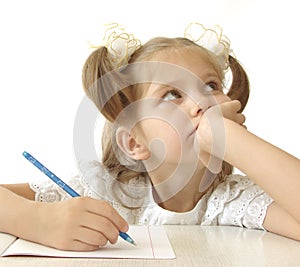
[29,176,89,202]
[202,175,273,230]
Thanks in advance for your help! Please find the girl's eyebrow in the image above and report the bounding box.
[147,83,176,96]
[199,72,220,81]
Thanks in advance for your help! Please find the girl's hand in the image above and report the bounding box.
[197,100,246,169]
[35,197,128,251]
[218,100,246,127]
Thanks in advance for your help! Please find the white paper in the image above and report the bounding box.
[0,233,17,255]
[1,225,175,259]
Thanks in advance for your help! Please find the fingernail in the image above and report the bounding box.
[121,224,129,232]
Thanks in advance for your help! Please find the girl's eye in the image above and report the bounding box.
[162,89,182,101]
[205,81,220,92]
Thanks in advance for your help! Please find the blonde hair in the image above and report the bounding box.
[82,37,250,184]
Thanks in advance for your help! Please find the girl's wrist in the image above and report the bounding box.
[197,117,246,158]
[223,118,249,164]
[10,196,47,244]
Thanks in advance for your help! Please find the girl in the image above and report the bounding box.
[0,23,300,251]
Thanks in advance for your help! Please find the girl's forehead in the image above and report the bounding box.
[147,46,218,76]
[150,47,219,79]
[129,46,222,99]
[150,45,208,62]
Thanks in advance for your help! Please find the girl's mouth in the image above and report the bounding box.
[188,123,199,137]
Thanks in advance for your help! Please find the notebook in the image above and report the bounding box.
[0,225,175,259]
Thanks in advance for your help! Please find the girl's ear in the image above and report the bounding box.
[116,127,150,161]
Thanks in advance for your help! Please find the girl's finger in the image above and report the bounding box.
[80,213,120,244]
[236,113,246,125]
[69,240,99,252]
[231,100,242,112]
[75,197,129,233]
[74,226,109,247]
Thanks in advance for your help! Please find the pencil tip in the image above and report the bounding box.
[126,238,137,246]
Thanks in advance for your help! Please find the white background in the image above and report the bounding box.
[0,0,299,184]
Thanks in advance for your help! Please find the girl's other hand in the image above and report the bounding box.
[219,100,246,127]
[35,197,128,251]
[196,100,246,168]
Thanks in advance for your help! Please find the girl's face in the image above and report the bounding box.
[130,46,230,170]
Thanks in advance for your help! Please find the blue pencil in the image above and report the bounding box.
[22,151,136,246]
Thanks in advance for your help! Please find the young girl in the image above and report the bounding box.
[1,23,300,252]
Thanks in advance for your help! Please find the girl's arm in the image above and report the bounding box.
[0,184,129,251]
[198,101,300,240]
[0,183,35,200]
[0,185,41,239]
[223,119,300,220]
[222,119,300,239]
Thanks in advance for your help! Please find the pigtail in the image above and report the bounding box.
[215,55,250,183]
[82,46,130,122]
[82,46,144,183]
[226,55,250,112]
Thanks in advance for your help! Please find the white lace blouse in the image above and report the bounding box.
[29,161,273,230]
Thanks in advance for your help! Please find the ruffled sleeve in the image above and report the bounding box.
[28,160,152,224]
[201,174,274,230]
[29,174,83,202]
[29,161,113,202]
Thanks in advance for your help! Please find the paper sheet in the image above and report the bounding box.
[0,233,17,255]
[1,225,175,259]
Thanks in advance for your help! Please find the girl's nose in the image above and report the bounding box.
[190,103,202,117]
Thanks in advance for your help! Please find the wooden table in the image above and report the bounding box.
[1,225,300,267]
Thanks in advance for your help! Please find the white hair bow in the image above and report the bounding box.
[184,22,231,70]
[102,23,141,69]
